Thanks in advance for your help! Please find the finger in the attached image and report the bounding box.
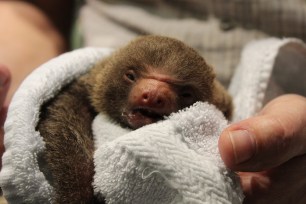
[0,127,3,170]
[0,65,10,170]
[0,64,11,126]
[219,94,306,171]
[241,155,306,204]
[0,64,11,105]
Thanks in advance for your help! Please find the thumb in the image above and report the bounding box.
[219,94,306,172]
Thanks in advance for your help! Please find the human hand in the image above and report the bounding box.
[0,65,11,170]
[218,94,306,204]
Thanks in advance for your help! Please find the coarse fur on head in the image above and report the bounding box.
[82,35,232,129]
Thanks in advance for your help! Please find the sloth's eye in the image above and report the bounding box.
[124,70,136,82]
[181,92,193,99]
[179,87,196,106]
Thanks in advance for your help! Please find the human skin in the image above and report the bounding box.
[0,65,10,172]
[219,94,306,203]
[0,1,70,103]
[0,0,72,169]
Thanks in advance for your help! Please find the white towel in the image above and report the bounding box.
[229,38,306,121]
[1,37,306,203]
[0,47,112,203]
[92,103,241,204]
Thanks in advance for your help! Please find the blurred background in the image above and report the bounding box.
[79,0,306,86]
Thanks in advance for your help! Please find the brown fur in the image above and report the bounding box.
[37,35,232,203]
[37,81,99,203]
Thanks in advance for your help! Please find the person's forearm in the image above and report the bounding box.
[0,1,67,104]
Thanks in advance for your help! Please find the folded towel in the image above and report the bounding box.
[92,102,241,204]
[1,37,306,203]
[229,38,306,121]
[0,47,112,203]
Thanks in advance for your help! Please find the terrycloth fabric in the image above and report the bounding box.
[92,103,241,204]
[229,38,306,122]
[1,37,306,203]
[0,47,112,203]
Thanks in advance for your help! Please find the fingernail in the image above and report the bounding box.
[229,130,256,164]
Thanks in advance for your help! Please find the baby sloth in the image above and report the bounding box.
[37,35,232,203]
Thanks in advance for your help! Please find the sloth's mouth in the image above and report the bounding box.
[133,108,164,120]
[123,107,165,129]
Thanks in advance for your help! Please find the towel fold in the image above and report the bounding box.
[0,47,112,203]
[229,38,306,121]
[92,102,242,204]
